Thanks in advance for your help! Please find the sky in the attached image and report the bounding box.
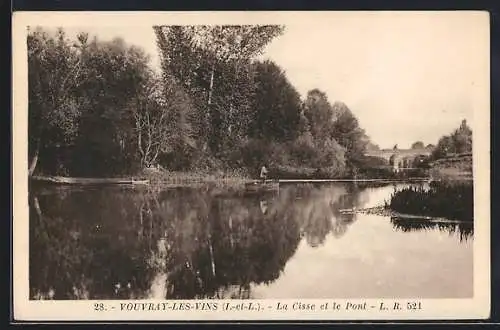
[52,12,488,149]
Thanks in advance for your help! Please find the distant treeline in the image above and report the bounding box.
[426,120,473,179]
[430,119,472,161]
[28,26,375,178]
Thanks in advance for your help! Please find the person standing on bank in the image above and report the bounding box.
[260,165,268,183]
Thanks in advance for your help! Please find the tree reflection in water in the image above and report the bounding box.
[29,182,374,300]
[278,183,369,246]
[29,186,157,300]
[390,217,474,242]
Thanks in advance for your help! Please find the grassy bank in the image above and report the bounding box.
[142,164,389,184]
[138,164,430,185]
[429,154,473,181]
[388,179,473,222]
[357,167,429,180]
[272,165,429,180]
[141,167,253,187]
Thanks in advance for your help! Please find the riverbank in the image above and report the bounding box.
[31,176,150,185]
[429,153,473,181]
[336,157,475,223]
[341,205,471,224]
[30,163,433,187]
[140,168,253,187]
[30,170,432,188]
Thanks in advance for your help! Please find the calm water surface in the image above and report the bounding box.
[29,182,473,300]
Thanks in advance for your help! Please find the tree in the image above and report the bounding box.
[303,89,335,141]
[330,101,369,166]
[28,27,168,177]
[432,135,454,159]
[431,119,472,160]
[131,71,196,168]
[452,119,472,154]
[153,25,285,155]
[207,58,256,156]
[188,25,284,106]
[130,72,167,168]
[412,155,430,169]
[366,142,380,151]
[411,141,425,149]
[28,27,83,175]
[249,60,302,142]
[153,26,207,143]
[28,26,375,178]
[301,89,374,173]
[71,36,153,176]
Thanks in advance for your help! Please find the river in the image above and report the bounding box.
[29,181,473,300]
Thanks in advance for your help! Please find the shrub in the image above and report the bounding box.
[389,180,473,221]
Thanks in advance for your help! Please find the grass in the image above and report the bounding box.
[272,165,346,179]
[387,180,473,222]
[430,155,473,181]
[358,167,429,180]
[141,167,253,188]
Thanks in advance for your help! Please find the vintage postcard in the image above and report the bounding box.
[12,11,490,321]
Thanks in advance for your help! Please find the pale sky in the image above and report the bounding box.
[50,12,488,149]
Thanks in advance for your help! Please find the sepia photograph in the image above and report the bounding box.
[13,11,490,321]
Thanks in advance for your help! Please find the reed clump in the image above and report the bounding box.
[388,180,473,222]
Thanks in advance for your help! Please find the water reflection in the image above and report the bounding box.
[28,182,471,300]
[390,217,474,242]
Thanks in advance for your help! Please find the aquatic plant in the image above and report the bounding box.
[388,180,473,222]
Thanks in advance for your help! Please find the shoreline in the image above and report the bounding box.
[340,205,473,224]
[29,173,433,186]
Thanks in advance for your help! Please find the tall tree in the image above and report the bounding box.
[188,25,285,106]
[300,90,347,171]
[153,25,285,154]
[452,119,472,154]
[72,36,152,176]
[207,58,256,156]
[330,101,369,166]
[28,27,83,175]
[130,71,196,169]
[431,119,472,160]
[303,89,335,141]
[28,27,162,177]
[250,60,302,142]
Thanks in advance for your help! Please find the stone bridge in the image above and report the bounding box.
[365,148,432,172]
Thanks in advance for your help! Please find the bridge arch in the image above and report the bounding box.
[365,148,432,172]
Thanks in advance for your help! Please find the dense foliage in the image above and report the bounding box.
[28,26,373,178]
[388,180,473,222]
[28,28,156,176]
[431,119,472,160]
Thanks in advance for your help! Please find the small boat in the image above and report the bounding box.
[244,180,279,193]
[31,176,149,185]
